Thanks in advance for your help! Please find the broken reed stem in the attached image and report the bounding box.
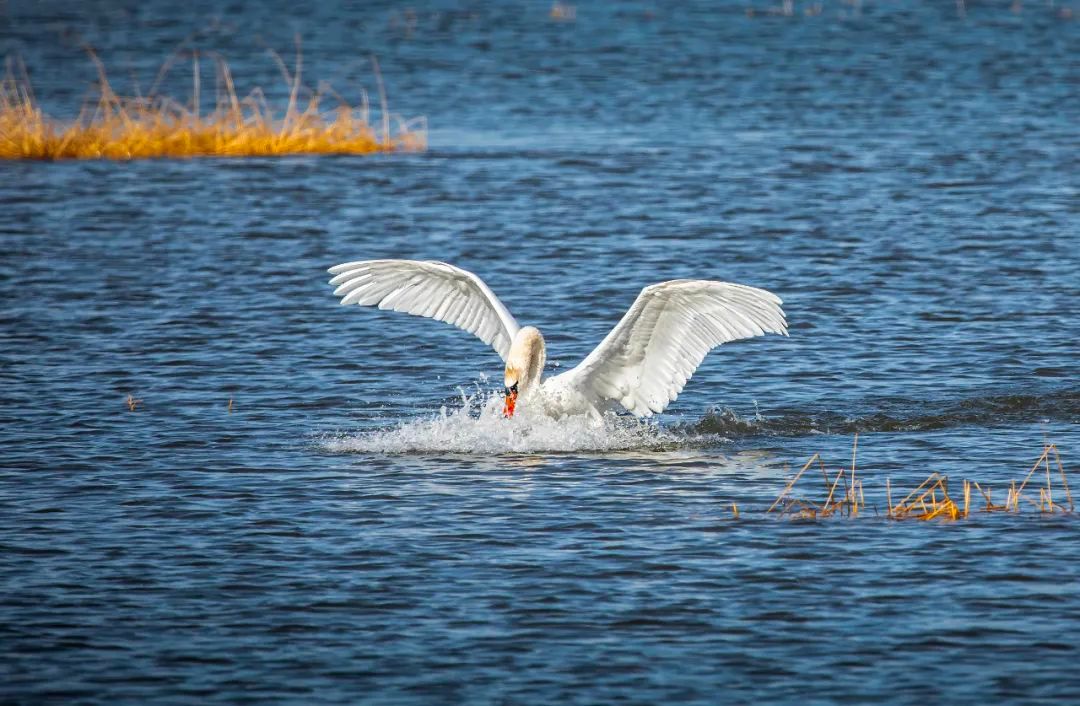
[892,476,950,520]
[892,472,944,512]
[0,44,426,160]
[1045,446,1054,510]
[767,453,819,514]
[837,469,852,516]
[823,467,847,515]
[850,432,859,515]
[1014,446,1051,510]
[1053,445,1074,512]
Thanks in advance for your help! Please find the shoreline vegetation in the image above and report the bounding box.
[0,46,425,161]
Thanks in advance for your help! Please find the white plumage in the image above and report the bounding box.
[329,259,520,359]
[328,259,787,418]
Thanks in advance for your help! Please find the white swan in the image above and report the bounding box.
[328,260,787,418]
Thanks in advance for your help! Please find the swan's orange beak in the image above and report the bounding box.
[503,387,517,417]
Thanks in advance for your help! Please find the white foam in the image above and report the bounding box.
[323,388,679,454]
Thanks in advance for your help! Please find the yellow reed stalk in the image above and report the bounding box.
[886,477,892,518]
[1052,445,1073,512]
[922,503,950,521]
[732,503,739,519]
[1044,445,1054,510]
[850,433,859,515]
[0,47,424,160]
[768,453,819,514]
[834,469,852,517]
[1013,446,1051,511]
[822,468,847,516]
[917,492,958,521]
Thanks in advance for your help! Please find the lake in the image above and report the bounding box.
[1,1,1078,703]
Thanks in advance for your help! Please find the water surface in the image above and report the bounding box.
[1,1,1078,703]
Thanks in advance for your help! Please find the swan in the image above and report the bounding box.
[327,260,787,419]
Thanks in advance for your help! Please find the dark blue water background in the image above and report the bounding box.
[2,1,1079,703]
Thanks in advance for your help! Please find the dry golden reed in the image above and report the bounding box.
[0,47,425,161]
[765,437,1071,522]
[766,434,866,520]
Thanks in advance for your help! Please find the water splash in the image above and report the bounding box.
[323,388,1079,454]
[323,388,680,455]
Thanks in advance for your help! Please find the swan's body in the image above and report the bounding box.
[328,260,787,419]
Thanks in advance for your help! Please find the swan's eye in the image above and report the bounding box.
[504,383,518,396]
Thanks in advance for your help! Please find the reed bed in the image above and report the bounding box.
[0,48,425,161]
[767,436,1071,522]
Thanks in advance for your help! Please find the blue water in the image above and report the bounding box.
[2,1,1079,703]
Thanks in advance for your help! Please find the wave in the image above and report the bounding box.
[689,389,1079,437]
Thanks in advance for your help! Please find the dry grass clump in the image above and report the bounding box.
[0,47,425,161]
[888,443,1071,520]
[767,434,866,519]
[999,443,1071,514]
[767,437,1071,523]
[887,473,967,520]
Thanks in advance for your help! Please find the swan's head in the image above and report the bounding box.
[503,326,546,417]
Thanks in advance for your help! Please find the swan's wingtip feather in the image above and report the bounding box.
[328,260,372,275]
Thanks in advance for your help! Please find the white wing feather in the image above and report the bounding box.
[327,259,521,360]
[553,280,787,417]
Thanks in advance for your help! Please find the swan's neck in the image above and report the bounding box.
[505,326,546,396]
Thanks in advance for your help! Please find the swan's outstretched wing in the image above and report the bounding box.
[555,280,787,417]
[327,259,521,360]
